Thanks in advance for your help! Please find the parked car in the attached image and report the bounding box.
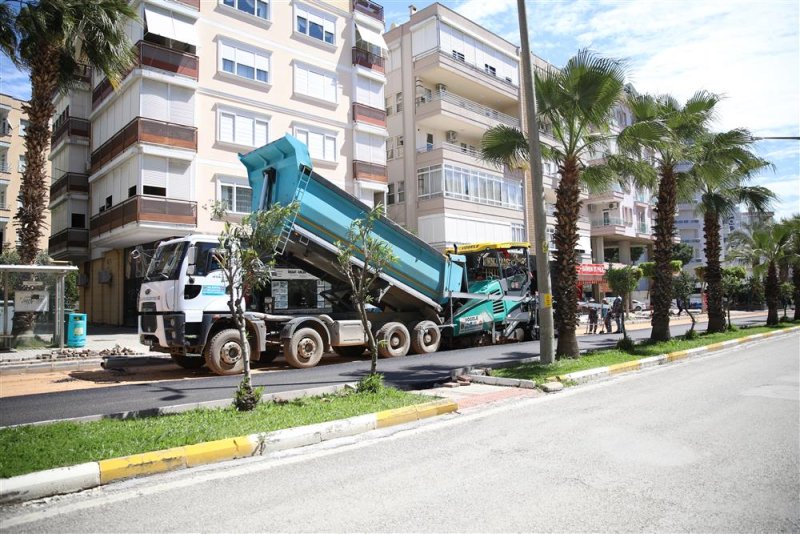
[631,300,648,312]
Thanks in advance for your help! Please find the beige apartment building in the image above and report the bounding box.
[49,0,388,325]
[1,93,50,253]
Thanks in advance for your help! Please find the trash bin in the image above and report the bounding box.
[65,313,87,348]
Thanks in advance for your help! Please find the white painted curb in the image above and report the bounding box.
[0,462,99,504]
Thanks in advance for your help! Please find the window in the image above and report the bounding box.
[218,110,269,147]
[71,213,86,228]
[220,183,253,213]
[219,41,270,84]
[484,64,496,77]
[221,0,269,20]
[129,185,136,197]
[385,96,393,115]
[0,187,6,208]
[452,50,465,62]
[295,3,335,45]
[295,127,337,162]
[294,63,337,103]
[19,120,29,137]
[395,92,403,112]
[417,165,443,198]
[511,222,525,242]
[18,155,26,172]
[143,185,167,197]
[419,163,522,209]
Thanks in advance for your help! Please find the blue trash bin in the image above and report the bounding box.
[65,313,87,348]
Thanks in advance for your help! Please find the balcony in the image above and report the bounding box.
[415,142,501,171]
[352,160,387,184]
[0,162,9,173]
[50,172,89,201]
[90,195,196,239]
[352,47,384,73]
[48,228,89,259]
[51,117,90,148]
[90,117,197,174]
[353,102,386,128]
[352,0,383,22]
[92,41,199,109]
[636,222,650,234]
[416,90,520,134]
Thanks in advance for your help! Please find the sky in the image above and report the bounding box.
[1,0,797,220]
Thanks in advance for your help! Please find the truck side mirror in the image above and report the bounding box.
[186,245,197,276]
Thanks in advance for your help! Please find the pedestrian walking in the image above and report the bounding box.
[588,303,598,334]
[602,303,612,334]
[612,296,623,333]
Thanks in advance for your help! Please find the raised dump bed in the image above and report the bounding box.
[239,135,464,314]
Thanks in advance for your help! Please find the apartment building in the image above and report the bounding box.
[1,93,50,253]
[383,4,527,250]
[49,0,388,325]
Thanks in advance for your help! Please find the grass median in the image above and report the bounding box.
[494,321,799,385]
[0,387,430,479]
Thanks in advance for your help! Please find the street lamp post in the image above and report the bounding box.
[517,0,554,364]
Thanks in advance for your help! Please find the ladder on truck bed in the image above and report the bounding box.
[275,164,312,255]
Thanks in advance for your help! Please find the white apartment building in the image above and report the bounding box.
[49,0,388,325]
[1,93,50,252]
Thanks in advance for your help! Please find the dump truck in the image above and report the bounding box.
[138,135,538,374]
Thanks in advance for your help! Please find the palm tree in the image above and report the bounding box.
[481,50,632,358]
[0,0,136,264]
[728,222,791,325]
[617,91,721,341]
[688,129,774,332]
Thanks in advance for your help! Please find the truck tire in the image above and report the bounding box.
[410,321,441,354]
[171,354,206,370]
[333,345,366,358]
[377,322,411,358]
[284,327,324,368]
[204,329,245,375]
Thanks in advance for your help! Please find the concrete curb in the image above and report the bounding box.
[0,398,457,504]
[549,326,800,385]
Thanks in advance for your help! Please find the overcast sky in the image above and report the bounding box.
[1,0,797,219]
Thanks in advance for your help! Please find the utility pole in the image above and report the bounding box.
[517,0,554,363]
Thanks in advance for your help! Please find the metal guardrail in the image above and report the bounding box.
[417,90,520,129]
[89,196,196,238]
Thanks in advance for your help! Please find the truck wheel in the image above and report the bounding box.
[171,354,206,370]
[410,321,441,354]
[205,329,245,375]
[333,345,366,358]
[284,327,324,368]
[377,322,410,358]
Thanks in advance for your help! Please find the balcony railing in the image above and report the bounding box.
[352,0,383,21]
[93,40,199,109]
[0,162,9,173]
[352,47,384,73]
[352,160,387,183]
[90,195,197,238]
[637,222,649,234]
[353,102,386,127]
[416,141,480,158]
[416,49,518,89]
[50,172,89,200]
[90,117,197,174]
[51,117,90,148]
[591,217,625,228]
[49,228,89,256]
[417,90,520,129]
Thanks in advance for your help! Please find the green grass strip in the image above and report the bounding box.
[0,388,429,478]
[494,322,799,385]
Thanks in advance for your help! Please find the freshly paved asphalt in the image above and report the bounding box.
[0,315,768,427]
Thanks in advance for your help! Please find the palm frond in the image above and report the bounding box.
[480,125,529,169]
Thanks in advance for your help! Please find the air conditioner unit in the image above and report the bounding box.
[446,130,458,143]
[608,202,618,209]
[436,83,447,93]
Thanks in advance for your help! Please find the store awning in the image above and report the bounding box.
[144,6,197,46]
[576,262,628,284]
[356,24,386,53]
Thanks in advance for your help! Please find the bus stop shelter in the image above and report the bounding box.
[1,264,79,350]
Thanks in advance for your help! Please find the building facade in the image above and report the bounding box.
[1,93,50,253]
[49,0,388,325]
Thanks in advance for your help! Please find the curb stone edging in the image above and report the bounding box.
[0,398,457,504]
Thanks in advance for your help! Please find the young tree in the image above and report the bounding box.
[481,50,638,359]
[721,266,746,329]
[211,202,296,410]
[672,243,695,267]
[688,129,773,332]
[673,271,699,335]
[605,265,642,340]
[779,282,793,321]
[617,91,721,342]
[335,205,398,377]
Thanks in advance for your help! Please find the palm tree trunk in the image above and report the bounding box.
[766,261,779,325]
[553,158,581,359]
[703,212,725,332]
[650,167,677,341]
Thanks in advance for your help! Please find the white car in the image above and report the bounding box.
[631,300,648,312]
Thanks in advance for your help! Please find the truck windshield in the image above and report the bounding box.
[144,242,186,281]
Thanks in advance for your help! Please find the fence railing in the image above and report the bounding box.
[89,196,196,238]
[352,160,387,183]
[352,0,383,21]
[51,117,90,147]
[353,102,386,126]
[417,90,520,128]
[50,173,89,200]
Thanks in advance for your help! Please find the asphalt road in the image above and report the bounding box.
[2,330,797,532]
[0,315,770,427]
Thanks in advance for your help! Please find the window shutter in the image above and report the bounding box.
[142,155,167,188]
[219,112,234,143]
[236,115,254,146]
[141,80,169,122]
[308,131,324,159]
[324,135,336,161]
[168,159,191,199]
[220,42,236,63]
[254,120,268,146]
[255,54,269,80]
[295,65,308,95]
[236,48,255,69]
[324,72,336,102]
[168,85,194,126]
